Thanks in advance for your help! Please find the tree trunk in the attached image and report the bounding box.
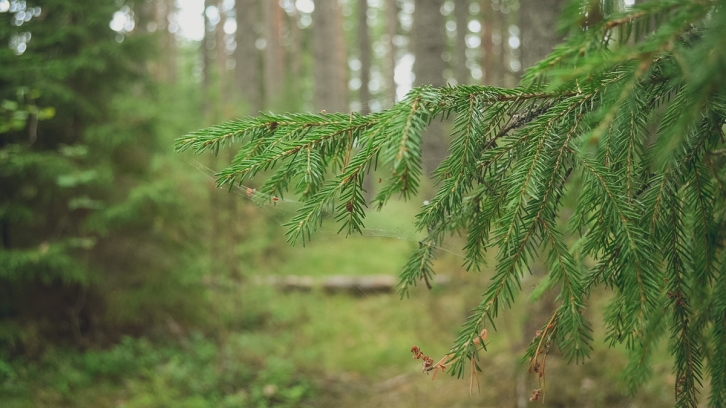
[501,8,518,88]
[358,0,374,200]
[358,0,372,114]
[455,0,469,85]
[385,0,399,108]
[312,0,348,112]
[202,0,215,114]
[216,0,228,105]
[288,8,303,110]
[264,0,285,110]
[165,0,177,84]
[413,0,447,174]
[480,0,495,85]
[235,0,261,114]
[519,0,563,70]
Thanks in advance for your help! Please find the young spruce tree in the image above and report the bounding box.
[177,1,726,406]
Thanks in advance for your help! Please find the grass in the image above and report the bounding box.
[0,197,676,407]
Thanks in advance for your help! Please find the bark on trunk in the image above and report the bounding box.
[202,0,215,114]
[312,0,348,112]
[264,0,285,109]
[519,0,563,70]
[385,0,399,108]
[480,0,495,85]
[413,0,447,174]
[288,8,303,109]
[216,0,228,104]
[235,0,262,114]
[165,0,177,84]
[455,0,469,85]
[358,0,374,201]
[358,0,372,114]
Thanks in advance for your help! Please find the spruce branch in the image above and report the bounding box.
[176,0,726,403]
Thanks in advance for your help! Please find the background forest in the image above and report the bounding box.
[1,0,680,407]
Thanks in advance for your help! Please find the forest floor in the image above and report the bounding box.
[2,199,677,407]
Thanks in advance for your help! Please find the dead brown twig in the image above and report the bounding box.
[411,329,489,396]
[527,312,558,403]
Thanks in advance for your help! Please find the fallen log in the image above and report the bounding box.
[254,274,450,295]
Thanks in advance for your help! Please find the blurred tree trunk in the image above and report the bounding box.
[288,8,303,110]
[264,1,285,110]
[235,0,261,114]
[635,0,655,37]
[502,8,518,88]
[312,0,348,112]
[165,0,177,84]
[413,0,447,174]
[519,0,563,70]
[202,0,222,266]
[216,0,228,104]
[143,0,178,83]
[202,0,215,114]
[480,0,495,85]
[385,0,399,108]
[413,0,446,88]
[455,0,469,85]
[359,0,374,200]
[358,0,372,115]
[331,0,348,110]
[138,0,160,80]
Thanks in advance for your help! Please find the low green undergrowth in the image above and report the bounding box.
[1,334,315,408]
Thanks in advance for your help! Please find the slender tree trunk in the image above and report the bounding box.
[519,0,563,70]
[216,0,228,105]
[288,8,303,110]
[502,9,518,88]
[481,0,506,86]
[359,0,374,200]
[413,0,447,174]
[202,0,215,114]
[312,0,348,112]
[358,0,372,114]
[264,0,285,110]
[202,0,222,267]
[165,0,177,83]
[331,1,348,110]
[235,0,261,114]
[635,0,655,37]
[480,0,494,85]
[138,0,160,80]
[413,0,446,87]
[455,0,469,85]
[385,0,399,107]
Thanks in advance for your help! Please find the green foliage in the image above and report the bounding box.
[0,0,210,347]
[0,89,55,134]
[0,335,315,408]
[178,0,726,405]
